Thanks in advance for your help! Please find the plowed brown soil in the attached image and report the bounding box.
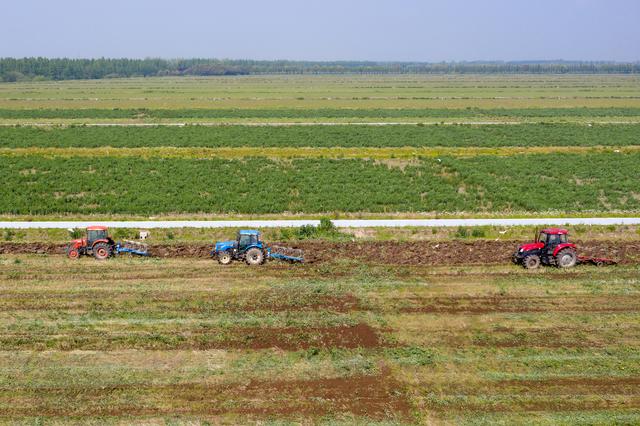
[2,240,638,265]
[5,366,411,420]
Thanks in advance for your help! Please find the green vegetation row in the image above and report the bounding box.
[2,153,638,214]
[2,108,640,119]
[2,58,639,81]
[2,124,640,148]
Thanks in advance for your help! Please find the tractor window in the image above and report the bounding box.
[538,232,547,243]
[560,234,568,243]
[548,234,559,245]
[87,229,107,242]
[238,234,257,249]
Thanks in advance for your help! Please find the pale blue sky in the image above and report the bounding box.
[3,0,639,61]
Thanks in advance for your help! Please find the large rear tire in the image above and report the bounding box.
[218,251,233,265]
[93,243,111,260]
[556,248,577,268]
[523,255,541,269]
[245,248,265,266]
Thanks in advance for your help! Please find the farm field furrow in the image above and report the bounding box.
[0,256,638,423]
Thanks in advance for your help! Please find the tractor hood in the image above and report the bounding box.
[70,238,85,248]
[518,242,544,252]
[215,240,237,252]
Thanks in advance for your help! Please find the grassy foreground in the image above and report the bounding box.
[0,255,639,424]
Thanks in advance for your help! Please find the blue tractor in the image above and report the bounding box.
[212,230,304,266]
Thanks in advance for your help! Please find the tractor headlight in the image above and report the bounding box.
[519,248,524,253]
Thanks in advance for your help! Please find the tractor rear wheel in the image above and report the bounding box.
[218,251,233,265]
[523,255,541,269]
[66,245,80,259]
[93,243,111,260]
[245,248,265,266]
[556,248,577,268]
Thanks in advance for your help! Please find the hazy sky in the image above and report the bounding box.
[3,0,639,61]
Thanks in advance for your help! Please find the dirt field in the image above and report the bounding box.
[2,239,639,265]
[1,253,639,424]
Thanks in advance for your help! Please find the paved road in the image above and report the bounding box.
[1,218,639,229]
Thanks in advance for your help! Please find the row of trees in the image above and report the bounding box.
[1,58,639,81]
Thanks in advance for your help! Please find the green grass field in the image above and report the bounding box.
[1,255,639,424]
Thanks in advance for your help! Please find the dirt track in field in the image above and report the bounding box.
[1,240,638,265]
[6,366,411,419]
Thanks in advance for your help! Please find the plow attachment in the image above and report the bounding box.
[116,241,150,256]
[577,256,617,267]
[269,245,304,263]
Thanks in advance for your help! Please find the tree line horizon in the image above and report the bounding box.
[1,58,639,81]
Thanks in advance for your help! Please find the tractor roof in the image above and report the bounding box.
[239,230,260,235]
[541,228,568,235]
[87,226,108,231]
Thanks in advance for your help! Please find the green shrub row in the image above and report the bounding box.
[1,123,639,148]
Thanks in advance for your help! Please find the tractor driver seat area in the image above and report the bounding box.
[238,233,258,251]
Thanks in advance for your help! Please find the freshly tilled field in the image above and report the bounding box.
[2,239,638,264]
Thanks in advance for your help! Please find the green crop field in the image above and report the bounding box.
[1,123,640,148]
[1,153,639,215]
[1,75,639,218]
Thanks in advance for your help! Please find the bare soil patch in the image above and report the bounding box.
[4,366,411,420]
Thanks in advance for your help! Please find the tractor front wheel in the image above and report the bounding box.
[93,243,112,260]
[523,255,541,269]
[245,248,265,266]
[66,245,80,259]
[218,251,233,265]
[556,248,577,268]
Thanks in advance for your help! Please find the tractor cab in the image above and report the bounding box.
[213,230,266,266]
[87,226,109,244]
[537,228,569,248]
[513,228,577,269]
[238,230,261,251]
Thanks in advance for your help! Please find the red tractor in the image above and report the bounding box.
[66,226,116,260]
[512,228,617,269]
[66,226,149,260]
[512,228,578,269]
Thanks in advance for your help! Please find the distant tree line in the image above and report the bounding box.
[1,58,639,81]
